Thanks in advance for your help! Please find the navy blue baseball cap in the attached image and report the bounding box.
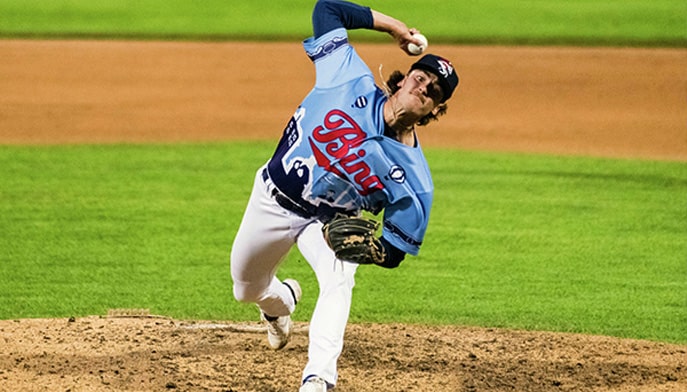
[410,54,459,102]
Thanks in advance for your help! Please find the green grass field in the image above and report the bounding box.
[1,0,685,46]
[1,0,686,345]
[1,143,685,343]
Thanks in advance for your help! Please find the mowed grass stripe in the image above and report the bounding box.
[0,143,685,343]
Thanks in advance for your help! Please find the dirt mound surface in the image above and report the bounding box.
[1,316,685,392]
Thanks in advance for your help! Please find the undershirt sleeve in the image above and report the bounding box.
[378,236,406,269]
[312,0,374,39]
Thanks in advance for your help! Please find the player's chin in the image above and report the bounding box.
[411,98,435,117]
[400,93,426,110]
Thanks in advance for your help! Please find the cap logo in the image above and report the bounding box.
[436,59,453,79]
[410,54,459,102]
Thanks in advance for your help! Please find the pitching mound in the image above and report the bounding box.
[0,316,685,391]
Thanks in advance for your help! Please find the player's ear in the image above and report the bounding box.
[431,103,446,116]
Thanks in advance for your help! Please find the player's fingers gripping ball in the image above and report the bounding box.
[407,33,428,55]
[323,214,386,265]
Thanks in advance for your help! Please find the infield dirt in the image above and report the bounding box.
[0,40,685,391]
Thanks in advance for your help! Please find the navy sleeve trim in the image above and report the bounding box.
[384,220,422,248]
[312,0,374,39]
[306,35,349,62]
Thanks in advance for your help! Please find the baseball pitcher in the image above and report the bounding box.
[230,0,459,390]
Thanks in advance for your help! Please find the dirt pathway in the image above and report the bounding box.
[1,40,685,160]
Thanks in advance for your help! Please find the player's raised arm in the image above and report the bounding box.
[312,0,425,55]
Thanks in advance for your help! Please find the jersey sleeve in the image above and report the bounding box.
[302,28,373,90]
[382,189,433,256]
[304,0,376,90]
[376,140,434,256]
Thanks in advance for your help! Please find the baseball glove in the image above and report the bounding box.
[322,214,386,265]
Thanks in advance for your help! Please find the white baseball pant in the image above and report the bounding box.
[230,165,359,385]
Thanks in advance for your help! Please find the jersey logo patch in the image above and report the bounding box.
[309,109,384,196]
[388,165,406,184]
[353,96,368,108]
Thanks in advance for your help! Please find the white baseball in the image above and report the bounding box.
[407,33,428,55]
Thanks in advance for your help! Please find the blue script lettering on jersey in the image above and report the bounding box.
[308,109,384,196]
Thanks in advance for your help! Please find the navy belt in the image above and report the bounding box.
[262,168,317,219]
[273,191,317,218]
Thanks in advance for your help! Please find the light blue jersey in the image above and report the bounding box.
[266,28,433,256]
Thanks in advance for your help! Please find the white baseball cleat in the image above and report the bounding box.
[299,376,328,392]
[261,279,302,350]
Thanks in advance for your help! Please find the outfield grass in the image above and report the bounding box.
[1,143,685,344]
[1,0,685,347]
[0,0,685,47]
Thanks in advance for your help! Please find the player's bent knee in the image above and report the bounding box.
[232,282,264,303]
